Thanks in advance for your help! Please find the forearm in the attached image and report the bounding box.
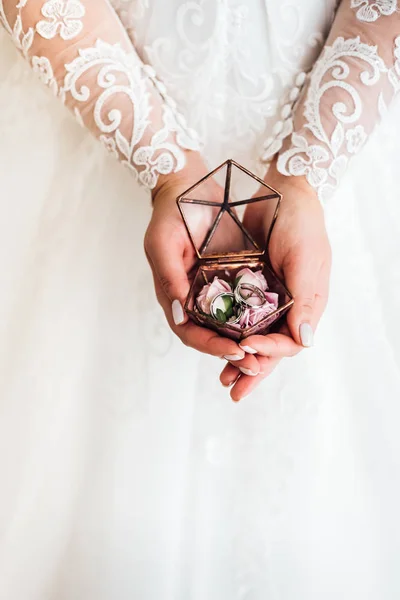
[263,0,400,202]
[0,0,201,192]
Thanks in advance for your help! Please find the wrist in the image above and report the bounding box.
[266,155,316,200]
[151,150,210,208]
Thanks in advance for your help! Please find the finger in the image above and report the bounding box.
[283,251,319,348]
[220,363,240,387]
[146,250,188,326]
[224,353,261,377]
[230,356,281,402]
[145,235,191,326]
[153,276,245,358]
[219,355,279,395]
[239,332,303,358]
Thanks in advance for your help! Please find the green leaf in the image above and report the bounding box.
[222,295,233,313]
[234,276,241,289]
[215,308,227,323]
[225,305,234,318]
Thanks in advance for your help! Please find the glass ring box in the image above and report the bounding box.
[177,159,294,341]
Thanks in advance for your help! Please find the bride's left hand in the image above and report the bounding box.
[144,154,261,371]
[220,161,332,401]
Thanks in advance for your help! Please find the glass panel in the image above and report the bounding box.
[185,260,292,339]
[200,208,257,256]
[180,162,227,204]
[228,161,280,203]
[178,159,282,258]
[227,161,281,251]
[178,200,220,257]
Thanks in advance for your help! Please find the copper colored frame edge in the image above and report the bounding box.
[184,260,294,336]
[229,158,283,250]
[176,159,283,262]
[176,158,283,204]
[195,260,294,302]
[199,206,225,255]
[226,206,261,251]
[184,298,295,337]
[178,194,280,207]
[176,158,232,201]
[177,201,202,260]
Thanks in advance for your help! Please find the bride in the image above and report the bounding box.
[0,1,400,598]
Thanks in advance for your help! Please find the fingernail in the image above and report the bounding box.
[239,367,258,377]
[239,344,257,354]
[172,299,185,325]
[222,375,239,388]
[224,353,244,361]
[299,322,314,347]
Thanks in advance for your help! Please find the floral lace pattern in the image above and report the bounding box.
[3,3,400,598]
[31,54,58,95]
[0,0,200,190]
[118,0,332,174]
[271,2,400,203]
[110,0,149,42]
[351,0,398,22]
[277,37,388,201]
[36,0,85,40]
[262,71,307,162]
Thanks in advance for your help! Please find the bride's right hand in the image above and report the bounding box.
[144,155,261,372]
[220,160,332,400]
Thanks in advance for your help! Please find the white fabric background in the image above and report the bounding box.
[0,1,400,598]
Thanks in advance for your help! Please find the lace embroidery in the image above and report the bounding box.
[61,40,199,187]
[262,71,307,162]
[276,37,389,202]
[142,1,278,160]
[110,0,149,41]
[389,35,400,92]
[141,64,200,153]
[11,14,34,57]
[0,0,201,190]
[345,123,367,152]
[36,0,85,40]
[351,0,398,22]
[32,55,58,95]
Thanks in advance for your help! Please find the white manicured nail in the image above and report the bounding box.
[299,322,314,347]
[222,376,239,388]
[239,345,257,354]
[239,367,258,377]
[224,354,244,361]
[172,299,185,325]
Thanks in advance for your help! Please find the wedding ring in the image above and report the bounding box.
[226,303,244,325]
[210,292,235,319]
[210,292,244,324]
[234,282,266,309]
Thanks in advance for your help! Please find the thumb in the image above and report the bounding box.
[283,252,317,348]
[146,238,191,327]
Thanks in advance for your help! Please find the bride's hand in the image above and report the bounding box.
[220,160,332,401]
[144,155,260,368]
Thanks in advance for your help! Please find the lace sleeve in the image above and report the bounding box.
[0,0,200,191]
[262,0,400,203]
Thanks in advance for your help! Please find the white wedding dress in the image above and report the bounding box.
[1,1,400,599]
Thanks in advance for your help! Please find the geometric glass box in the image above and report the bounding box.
[177,159,294,341]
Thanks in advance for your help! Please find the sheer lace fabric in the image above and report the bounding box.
[1,2,400,599]
[263,1,400,202]
[0,0,200,190]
